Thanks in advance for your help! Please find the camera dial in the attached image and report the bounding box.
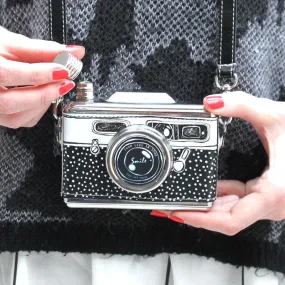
[106,125,173,193]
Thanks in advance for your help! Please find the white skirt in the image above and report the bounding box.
[0,252,284,285]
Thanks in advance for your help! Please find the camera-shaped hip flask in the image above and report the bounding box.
[60,82,219,210]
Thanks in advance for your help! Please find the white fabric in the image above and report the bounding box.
[0,252,280,285]
[16,252,92,285]
[92,253,169,285]
[0,252,14,285]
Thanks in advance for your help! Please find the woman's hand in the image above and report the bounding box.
[151,92,285,235]
[0,26,85,128]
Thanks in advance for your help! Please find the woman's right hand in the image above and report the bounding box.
[0,26,85,128]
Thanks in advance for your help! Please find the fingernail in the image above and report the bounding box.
[66,44,84,49]
[52,68,69,80]
[205,95,224,109]
[150,211,169,218]
[59,81,75,95]
[169,215,184,224]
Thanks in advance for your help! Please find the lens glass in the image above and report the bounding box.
[115,138,163,186]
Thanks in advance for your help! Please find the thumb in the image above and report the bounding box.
[203,91,282,128]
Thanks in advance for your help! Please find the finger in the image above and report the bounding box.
[246,172,285,202]
[266,204,285,221]
[167,199,239,234]
[0,80,75,114]
[217,180,246,198]
[203,91,285,128]
[24,103,51,127]
[151,195,240,226]
[169,192,274,235]
[0,103,50,129]
[0,60,70,87]
[1,32,85,62]
[151,195,239,220]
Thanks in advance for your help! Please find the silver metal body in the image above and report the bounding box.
[64,199,212,210]
[61,90,219,210]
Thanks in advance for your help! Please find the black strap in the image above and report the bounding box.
[48,0,236,78]
[49,0,67,44]
[164,257,171,285]
[241,265,245,285]
[49,0,67,156]
[218,0,238,78]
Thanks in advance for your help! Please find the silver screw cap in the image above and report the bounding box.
[76,81,94,101]
[53,51,83,80]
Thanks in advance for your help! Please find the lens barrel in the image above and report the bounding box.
[106,125,173,193]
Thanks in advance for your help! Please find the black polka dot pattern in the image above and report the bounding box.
[62,145,218,202]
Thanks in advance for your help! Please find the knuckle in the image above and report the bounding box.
[272,215,284,222]
[0,65,10,86]
[26,117,40,128]
[0,97,16,114]
[278,209,285,221]
[33,49,45,63]
[259,97,272,104]
[247,180,263,194]
[263,172,285,194]
[278,190,285,206]
[24,122,35,128]
[236,91,248,97]
[272,101,285,121]
[39,87,52,104]
[225,224,242,236]
[28,69,42,85]
[4,114,21,129]
[257,98,279,122]
[234,91,251,100]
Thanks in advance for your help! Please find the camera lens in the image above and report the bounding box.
[154,123,173,139]
[116,138,161,184]
[106,126,173,193]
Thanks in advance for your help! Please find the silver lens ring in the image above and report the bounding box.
[106,125,173,193]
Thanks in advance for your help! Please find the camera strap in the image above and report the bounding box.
[49,0,67,154]
[215,0,238,148]
[215,0,238,92]
[49,0,67,44]
[218,0,238,79]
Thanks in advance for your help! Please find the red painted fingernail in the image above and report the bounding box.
[205,95,224,109]
[169,215,184,224]
[52,68,69,80]
[150,211,168,218]
[59,81,75,95]
[66,44,84,49]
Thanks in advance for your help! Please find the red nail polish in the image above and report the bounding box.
[205,95,224,109]
[66,44,84,48]
[169,215,184,224]
[59,81,75,95]
[52,68,69,80]
[150,211,168,218]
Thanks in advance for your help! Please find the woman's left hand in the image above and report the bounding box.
[151,92,285,236]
